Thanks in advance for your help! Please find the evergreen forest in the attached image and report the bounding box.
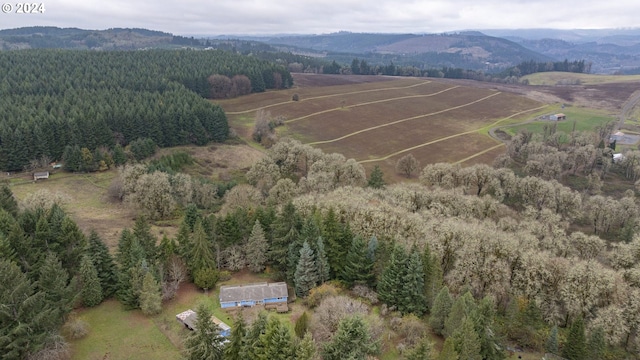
[0,49,293,171]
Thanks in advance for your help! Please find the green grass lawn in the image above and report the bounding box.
[71,299,181,360]
[505,107,615,136]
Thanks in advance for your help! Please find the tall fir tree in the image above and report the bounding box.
[452,317,482,360]
[546,325,559,354]
[341,235,374,287]
[258,317,295,360]
[272,225,299,277]
[224,313,246,360]
[315,236,330,283]
[587,326,605,360]
[88,230,118,298]
[430,286,453,335]
[404,336,433,360]
[401,248,427,315]
[187,219,216,277]
[295,331,316,360]
[241,311,268,359]
[562,316,587,360]
[139,271,162,315]
[470,296,504,360]
[133,216,157,262]
[183,204,199,232]
[37,252,76,327]
[322,315,379,360]
[321,207,351,277]
[0,184,18,217]
[294,241,318,298]
[444,291,475,337]
[0,259,58,359]
[79,254,103,307]
[175,221,192,260]
[438,337,459,360]
[378,244,408,308]
[294,311,310,339]
[246,219,268,273]
[184,303,224,360]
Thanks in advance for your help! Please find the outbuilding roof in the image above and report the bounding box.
[219,282,288,303]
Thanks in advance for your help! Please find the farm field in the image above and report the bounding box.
[218,74,549,181]
[522,71,640,86]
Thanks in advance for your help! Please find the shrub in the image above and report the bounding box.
[62,318,90,340]
[305,283,339,308]
[292,93,299,101]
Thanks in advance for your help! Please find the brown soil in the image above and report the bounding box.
[291,73,397,87]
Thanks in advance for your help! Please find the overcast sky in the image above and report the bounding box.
[1,0,638,35]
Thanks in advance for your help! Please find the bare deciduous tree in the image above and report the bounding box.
[396,154,420,178]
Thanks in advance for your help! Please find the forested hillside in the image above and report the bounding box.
[0,49,293,171]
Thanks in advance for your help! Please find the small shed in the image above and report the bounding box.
[176,309,231,336]
[33,171,49,181]
[550,113,566,121]
[219,282,288,312]
[613,153,625,163]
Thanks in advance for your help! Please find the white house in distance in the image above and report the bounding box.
[219,282,288,312]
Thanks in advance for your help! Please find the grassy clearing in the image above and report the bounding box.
[505,106,615,136]
[71,299,181,360]
[523,72,640,85]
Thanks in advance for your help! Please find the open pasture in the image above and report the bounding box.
[218,74,546,181]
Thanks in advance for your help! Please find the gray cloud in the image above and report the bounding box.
[1,0,638,35]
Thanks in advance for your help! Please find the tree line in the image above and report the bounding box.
[0,49,294,171]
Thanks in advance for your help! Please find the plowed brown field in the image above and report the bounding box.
[217,74,547,182]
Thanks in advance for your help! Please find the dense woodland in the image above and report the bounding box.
[4,126,640,358]
[0,49,294,171]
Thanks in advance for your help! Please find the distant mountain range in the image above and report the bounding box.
[2,26,640,73]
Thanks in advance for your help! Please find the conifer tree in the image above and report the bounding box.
[139,271,162,315]
[37,252,76,326]
[452,317,481,360]
[183,203,199,231]
[224,313,246,360]
[470,296,503,360]
[88,230,118,298]
[438,337,459,360]
[404,336,433,360]
[187,219,216,277]
[79,254,103,307]
[175,221,192,260]
[294,241,318,298]
[0,259,58,359]
[258,317,295,360]
[321,207,350,276]
[322,315,379,360]
[184,303,224,360]
[272,226,299,276]
[58,216,88,273]
[295,331,316,360]
[430,286,453,335]
[157,234,177,268]
[0,184,18,217]
[562,316,587,360]
[117,228,137,268]
[315,236,330,283]
[401,248,427,315]
[444,291,475,337]
[246,219,268,273]
[422,244,440,311]
[587,326,605,360]
[546,325,559,354]
[133,216,157,261]
[378,244,407,308]
[367,165,386,189]
[113,144,127,166]
[341,235,374,287]
[241,311,268,359]
[295,311,310,338]
[367,235,378,263]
